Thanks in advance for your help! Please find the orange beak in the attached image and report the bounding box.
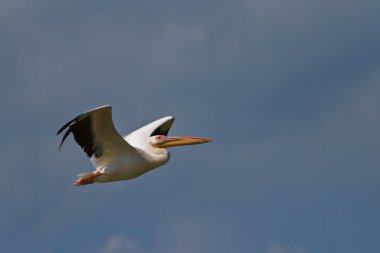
[155,136,212,148]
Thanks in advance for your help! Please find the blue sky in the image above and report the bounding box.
[1,1,380,252]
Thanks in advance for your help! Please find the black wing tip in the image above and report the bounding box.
[57,125,74,150]
[56,105,111,135]
[150,116,175,136]
[56,105,111,151]
[57,118,76,135]
[56,117,78,151]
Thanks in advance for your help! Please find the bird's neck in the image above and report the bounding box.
[140,146,170,167]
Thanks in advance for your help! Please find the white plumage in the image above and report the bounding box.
[57,105,211,186]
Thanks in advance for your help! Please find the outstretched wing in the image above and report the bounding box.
[57,105,135,169]
[124,116,174,150]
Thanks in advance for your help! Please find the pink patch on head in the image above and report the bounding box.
[156,135,165,141]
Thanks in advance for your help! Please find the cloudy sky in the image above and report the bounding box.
[1,0,380,252]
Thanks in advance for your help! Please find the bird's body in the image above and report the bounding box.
[57,105,211,186]
[92,142,169,183]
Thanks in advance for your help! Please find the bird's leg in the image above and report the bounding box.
[73,170,102,186]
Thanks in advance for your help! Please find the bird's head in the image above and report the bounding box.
[149,135,211,148]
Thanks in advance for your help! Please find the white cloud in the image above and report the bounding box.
[151,217,247,253]
[100,235,140,253]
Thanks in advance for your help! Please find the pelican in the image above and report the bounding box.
[57,105,211,186]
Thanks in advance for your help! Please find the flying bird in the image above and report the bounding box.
[57,105,211,186]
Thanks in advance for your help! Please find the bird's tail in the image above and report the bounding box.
[74,172,96,186]
[78,172,94,180]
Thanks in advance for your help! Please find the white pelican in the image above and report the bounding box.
[57,105,211,186]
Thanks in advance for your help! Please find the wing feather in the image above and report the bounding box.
[124,116,174,150]
[57,105,134,168]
